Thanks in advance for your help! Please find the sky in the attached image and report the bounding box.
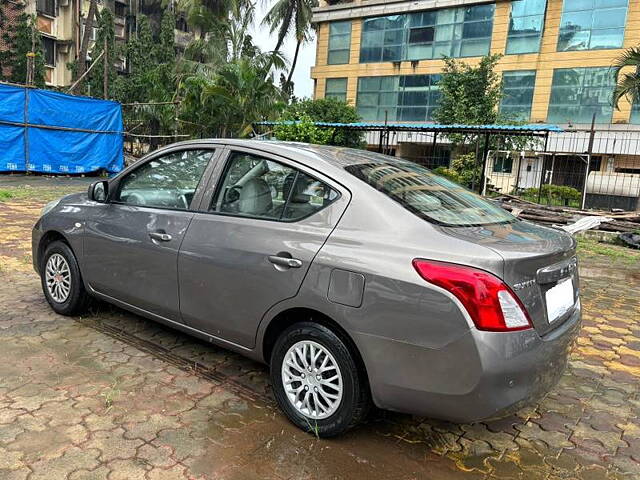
[250,2,317,99]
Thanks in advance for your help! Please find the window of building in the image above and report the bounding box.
[82,22,98,41]
[42,36,56,67]
[359,5,494,64]
[114,1,127,17]
[547,67,615,124]
[328,21,352,65]
[506,0,547,54]
[631,102,640,124]
[36,0,56,17]
[493,153,514,174]
[325,78,348,101]
[500,70,536,121]
[356,74,441,122]
[557,0,628,52]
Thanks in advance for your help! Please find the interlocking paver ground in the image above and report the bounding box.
[1,176,639,479]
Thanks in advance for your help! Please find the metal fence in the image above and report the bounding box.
[361,125,640,212]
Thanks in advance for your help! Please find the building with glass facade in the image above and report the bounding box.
[311,0,640,127]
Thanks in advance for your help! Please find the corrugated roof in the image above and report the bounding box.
[256,121,563,134]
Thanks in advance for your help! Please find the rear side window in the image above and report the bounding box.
[345,160,515,226]
[211,152,338,221]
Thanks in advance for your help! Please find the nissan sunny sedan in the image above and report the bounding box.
[33,140,581,437]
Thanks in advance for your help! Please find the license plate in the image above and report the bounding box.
[545,278,575,323]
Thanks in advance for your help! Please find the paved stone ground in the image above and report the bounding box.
[1,179,639,479]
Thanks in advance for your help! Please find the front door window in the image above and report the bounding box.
[117,149,215,210]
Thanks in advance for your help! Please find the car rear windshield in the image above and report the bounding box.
[345,160,515,226]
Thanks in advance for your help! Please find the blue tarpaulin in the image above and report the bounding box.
[0,83,124,174]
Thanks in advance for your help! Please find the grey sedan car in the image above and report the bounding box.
[33,140,581,436]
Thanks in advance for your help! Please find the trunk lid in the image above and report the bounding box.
[440,220,579,336]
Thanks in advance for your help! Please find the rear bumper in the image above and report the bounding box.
[355,302,581,422]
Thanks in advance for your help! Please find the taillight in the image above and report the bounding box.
[412,259,532,332]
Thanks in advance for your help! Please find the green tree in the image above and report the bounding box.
[1,7,45,87]
[200,57,284,137]
[432,54,539,190]
[433,54,504,127]
[612,46,640,110]
[275,98,364,148]
[157,9,177,64]
[274,115,334,145]
[262,0,318,88]
[174,0,242,33]
[118,14,156,102]
[175,2,286,138]
[117,9,179,144]
[85,7,118,98]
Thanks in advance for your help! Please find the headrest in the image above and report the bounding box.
[239,177,273,214]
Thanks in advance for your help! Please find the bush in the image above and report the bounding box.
[273,115,334,145]
[432,166,461,184]
[432,152,480,189]
[521,184,582,206]
[274,98,364,148]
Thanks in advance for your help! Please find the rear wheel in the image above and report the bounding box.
[41,241,90,316]
[270,322,370,437]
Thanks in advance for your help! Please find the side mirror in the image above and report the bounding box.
[88,180,109,203]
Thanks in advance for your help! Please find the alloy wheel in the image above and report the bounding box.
[45,253,71,303]
[281,340,343,419]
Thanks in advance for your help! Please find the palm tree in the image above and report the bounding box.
[203,57,285,137]
[262,0,317,84]
[175,3,287,138]
[612,46,640,109]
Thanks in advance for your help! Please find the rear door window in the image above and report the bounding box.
[211,152,339,221]
[345,158,515,226]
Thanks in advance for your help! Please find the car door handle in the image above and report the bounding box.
[268,255,302,269]
[149,232,172,242]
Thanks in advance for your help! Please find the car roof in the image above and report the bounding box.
[168,139,396,172]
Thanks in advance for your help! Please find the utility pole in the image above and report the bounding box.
[581,113,597,209]
[103,36,108,99]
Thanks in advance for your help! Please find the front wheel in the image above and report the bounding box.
[41,240,90,316]
[270,322,371,437]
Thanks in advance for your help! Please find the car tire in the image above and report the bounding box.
[41,240,90,316]
[270,322,371,437]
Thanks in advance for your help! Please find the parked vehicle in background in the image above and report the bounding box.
[33,140,581,436]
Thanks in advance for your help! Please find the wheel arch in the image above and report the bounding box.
[260,307,370,388]
[37,230,72,270]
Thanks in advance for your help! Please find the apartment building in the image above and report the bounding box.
[21,0,194,88]
[311,0,640,209]
[19,0,132,87]
[311,0,640,126]
[0,1,22,79]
